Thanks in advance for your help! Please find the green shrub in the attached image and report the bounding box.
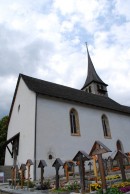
[65,180,80,191]
[24,180,35,188]
[42,180,51,189]
[36,179,51,190]
[96,188,123,194]
[105,188,123,194]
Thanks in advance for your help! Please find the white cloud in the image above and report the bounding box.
[71,36,80,45]
[60,21,74,32]
[0,75,17,118]
[54,0,109,33]
[114,0,130,20]
[53,0,75,15]
[0,0,130,118]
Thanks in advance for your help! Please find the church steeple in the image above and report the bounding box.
[81,44,108,97]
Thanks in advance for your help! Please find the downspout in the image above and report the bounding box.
[34,93,38,180]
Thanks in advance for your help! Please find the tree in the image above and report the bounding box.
[0,116,8,165]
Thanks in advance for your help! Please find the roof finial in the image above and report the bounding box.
[85,42,89,55]
[85,42,88,50]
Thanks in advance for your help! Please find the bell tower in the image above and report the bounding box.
[81,44,108,97]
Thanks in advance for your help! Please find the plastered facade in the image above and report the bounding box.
[35,95,130,179]
[5,78,36,180]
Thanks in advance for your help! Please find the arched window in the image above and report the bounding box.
[70,108,80,135]
[101,114,111,138]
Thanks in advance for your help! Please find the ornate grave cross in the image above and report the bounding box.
[11,165,18,188]
[89,141,111,193]
[26,159,33,189]
[114,150,128,181]
[52,158,63,189]
[38,160,47,188]
[73,150,91,193]
[63,160,75,182]
[20,164,26,189]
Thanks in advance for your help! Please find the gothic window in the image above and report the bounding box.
[70,108,80,135]
[101,114,111,138]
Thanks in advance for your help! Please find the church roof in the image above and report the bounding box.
[19,74,130,115]
[82,46,107,90]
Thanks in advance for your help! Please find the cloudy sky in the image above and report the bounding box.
[0,0,130,118]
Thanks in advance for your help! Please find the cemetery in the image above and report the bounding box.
[1,140,130,194]
[2,46,130,194]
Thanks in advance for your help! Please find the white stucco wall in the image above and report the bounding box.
[36,95,130,179]
[5,78,36,179]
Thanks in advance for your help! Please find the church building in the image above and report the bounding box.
[5,46,130,180]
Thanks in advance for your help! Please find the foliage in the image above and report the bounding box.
[53,187,67,192]
[111,181,130,193]
[112,165,130,171]
[42,179,51,189]
[105,188,123,194]
[90,183,101,191]
[106,175,121,180]
[24,180,35,188]
[112,182,130,188]
[64,180,80,191]
[96,188,123,194]
[96,189,103,194]
[120,186,130,193]
[36,179,51,190]
[95,182,130,194]
[95,180,130,193]
[53,180,81,192]
[112,167,120,171]
[0,116,8,165]
[98,175,121,181]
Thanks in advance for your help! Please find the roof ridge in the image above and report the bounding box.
[20,73,130,114]
[21,73,83,92]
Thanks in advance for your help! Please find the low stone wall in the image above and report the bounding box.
[0,166,12,182]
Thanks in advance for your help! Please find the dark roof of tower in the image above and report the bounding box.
[8,73,130,122]
[82,46,108,90]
